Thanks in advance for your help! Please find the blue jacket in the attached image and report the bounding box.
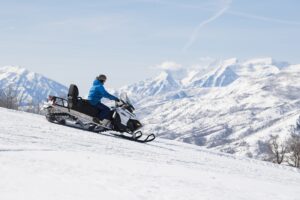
[88,79,118,105]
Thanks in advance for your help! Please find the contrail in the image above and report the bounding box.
[183,0,232,52]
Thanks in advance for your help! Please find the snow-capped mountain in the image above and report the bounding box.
[121,58,300,159]
[242,57,289,69]
[0,66,68,106]
[120,58,240,102]
[231,57,285,78]
[1,107,299,200]
[185,58,239,88]
[120,70,181,102]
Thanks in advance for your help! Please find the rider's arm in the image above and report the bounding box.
[99,85,118,101]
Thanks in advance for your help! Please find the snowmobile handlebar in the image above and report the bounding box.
[115,99,135,113]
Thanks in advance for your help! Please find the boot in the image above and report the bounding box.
[93,117,101,124]
[101,119,112,129]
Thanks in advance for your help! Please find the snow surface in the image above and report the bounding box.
[0,107,300,200]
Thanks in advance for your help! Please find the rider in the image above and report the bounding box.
[88,74,119,127]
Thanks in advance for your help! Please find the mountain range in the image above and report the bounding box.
[121,57,300,159]
[1,58,299,160]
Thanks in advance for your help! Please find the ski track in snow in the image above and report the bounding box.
[0,108,300,200]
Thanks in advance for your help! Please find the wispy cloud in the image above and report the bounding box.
[134,0,214,10]
[155,61,183,71]
[152,57,217,72]
[152,60,189,80]
[48,15,128,34]
[182,0,232,52]
[229,10,300,25]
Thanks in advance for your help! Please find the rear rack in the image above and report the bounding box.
[49,96,68,108]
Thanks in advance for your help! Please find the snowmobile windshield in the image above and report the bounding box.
[120,92,131,104]
[120,92,135,111]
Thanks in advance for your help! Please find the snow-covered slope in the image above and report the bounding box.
[0,107,299,200]
[0,66,68,106]
[119,58,300,159]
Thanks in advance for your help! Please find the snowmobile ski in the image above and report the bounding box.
[110,131,156,143]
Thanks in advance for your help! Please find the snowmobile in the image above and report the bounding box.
[43,84,155,143]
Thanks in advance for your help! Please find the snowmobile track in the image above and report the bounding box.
[46,113,156,143]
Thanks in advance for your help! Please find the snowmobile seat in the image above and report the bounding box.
[68,84,79,108]
[68,84,99,117]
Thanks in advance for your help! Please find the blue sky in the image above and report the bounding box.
[0,0,299,94]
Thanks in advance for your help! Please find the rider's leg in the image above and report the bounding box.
[95,103,111,120]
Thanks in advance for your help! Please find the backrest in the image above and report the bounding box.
[68,84,79,108]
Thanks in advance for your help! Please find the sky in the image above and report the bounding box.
[0,0,299,94]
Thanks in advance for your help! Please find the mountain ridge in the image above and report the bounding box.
[0,66,68,106]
